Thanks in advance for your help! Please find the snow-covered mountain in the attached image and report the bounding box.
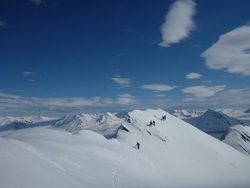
[222,125,250,156]
[1,109,250,188]
[114,111,128,118]
[170,109,250,156]
[168,109,205,119]
[0,116,58,131]
[53,112,124,137]
[184,109,245,139]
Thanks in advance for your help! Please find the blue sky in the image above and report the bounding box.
[0,0,250,116]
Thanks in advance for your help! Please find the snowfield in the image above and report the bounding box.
[1,109,250,188]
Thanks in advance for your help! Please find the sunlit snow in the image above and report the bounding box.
[1,109,250,188]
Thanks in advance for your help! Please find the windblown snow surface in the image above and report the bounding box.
[1,109,250,188]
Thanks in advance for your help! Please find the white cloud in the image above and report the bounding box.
[182,85,226,99]
[177,88,250,109]
[115,93,138,105]
[159,0,196,47]
[110,75,131,88]
[186,72,202,79]
[140,84,177,92]
[0,93,22,99]
[201,24,250,76]
[0,92,138,116]
[212,88,250,107]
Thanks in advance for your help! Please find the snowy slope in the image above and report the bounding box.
[1,109,250,188]
[53,112,123,137]
[185,109,245,139]
[222,125,250,156]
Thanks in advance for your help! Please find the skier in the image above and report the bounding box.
[161,115,166,121]
[136,142,140,150]
[152,120,155,126]
[149,121,153,126]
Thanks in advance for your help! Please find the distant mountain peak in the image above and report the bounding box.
[184,109,244,139]
[53,112,124,137]
[169,109,205,119]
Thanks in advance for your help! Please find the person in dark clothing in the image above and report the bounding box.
[136,142,140,150]
[161,115,166,120]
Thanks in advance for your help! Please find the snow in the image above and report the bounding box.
[53,112,123,137]
[169,109,205,119]
[223,125,250,156]
[0,116,59,131]
[184,109,245,139]
[1,109,250,188]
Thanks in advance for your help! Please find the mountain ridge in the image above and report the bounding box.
[1,109,250,187]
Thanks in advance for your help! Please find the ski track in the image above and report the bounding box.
[112,115,146,187]
[113,154,125,188]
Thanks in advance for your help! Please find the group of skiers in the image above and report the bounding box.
[129,114,167,150]
[149,120,155,126]
[148,115,166,126]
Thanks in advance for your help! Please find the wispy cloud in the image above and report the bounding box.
[186,72,202,79]
[0,93,22,100]
[154,94,166,98]
[115,93,138,105]
[177,88,250,109]
[201,24,250,76]
[30,0,43,5]
[23,71,37,76]
[159,0,196,47]
[0,21,6,27]
[182,85,226,100]
[23,71,38,82]
[211,88,250,108]
[140,84,177,92]
[0,92,138,116]
[203,80,214,84]
[110,75,132,88]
